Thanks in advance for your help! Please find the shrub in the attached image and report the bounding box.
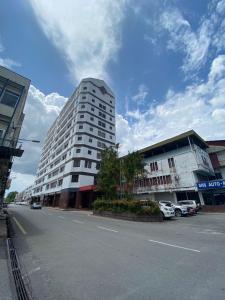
[93,199,160,215]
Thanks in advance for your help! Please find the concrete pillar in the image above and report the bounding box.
[173,192,178,203]
[59,191,69,209]
[75,191,82,209]
[198,192,205,205]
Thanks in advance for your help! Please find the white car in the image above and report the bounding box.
[178,200,200,213]
[159,203,175,219]
[30,202,42,209]
[160,201,188,217]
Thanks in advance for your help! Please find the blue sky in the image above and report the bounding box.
[1,0,225,192]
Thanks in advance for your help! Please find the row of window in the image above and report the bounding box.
[135,175,172,187]
[80,103,113,119]
[82,86,113,105]
[150,158,175,172]
[46,178,63,190]
[78,125,113,140]
[73,159,100,169]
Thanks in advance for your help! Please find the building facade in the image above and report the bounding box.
[196,140,225,206]
[33,78,115,208]
[133,131,215,205]
[0,66,30,203]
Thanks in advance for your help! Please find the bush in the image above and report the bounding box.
[93,199,160,215]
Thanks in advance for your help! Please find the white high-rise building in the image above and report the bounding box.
[33,78,115,208]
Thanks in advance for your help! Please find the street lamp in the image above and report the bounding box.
[18,138,40,143]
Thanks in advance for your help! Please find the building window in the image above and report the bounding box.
[91,107,95,112]
[99,111,106,118]
[96,162,100,170]
[79,125,83,129]
[90,127,93,132]
[150,162,158,172]
[98,121,105,128]
[77,136,82,141]
[82,96,86,99]
[110,135,112,139]
[73,159,80,167]
[88,150,92,155]
[60,166,65,172]
[92,89,96,93]
[85,160,92,168]
[90,117,94,121]
[0,90,20,108]
[110,100,112,104]
[50,181,57,188]
[83,87,87,90]
[110,117,112,121]
[110,126,112,130]
[168,158,175,168]
[92,99,95,103]
[76,148,81,153]
[71,174,79,182]
[81,104,85,108]
[98,130,105,138]
[97,152,101,159]
[97,141,106,148]
[110,109,112,113]
[58,179,63,186]
[80,114,84,119]
[89,138,92,143]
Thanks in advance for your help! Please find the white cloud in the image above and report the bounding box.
[7,172,35,194]
[0,38,21,69]
[0,58,21,69]
[12,85,67,178]
[154,1,225,76]
[29,0,127,83]
[132,84,148,102]
[160,8,211,75]
[116,55,225,155]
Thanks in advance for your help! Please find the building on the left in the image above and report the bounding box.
[0,66,31,204]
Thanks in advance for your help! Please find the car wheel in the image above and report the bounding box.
[175,209,182,217]
[160,212,165,219]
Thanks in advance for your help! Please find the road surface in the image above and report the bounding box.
[8,205,225,300]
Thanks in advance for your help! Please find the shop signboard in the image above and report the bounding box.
[197,180,225,190]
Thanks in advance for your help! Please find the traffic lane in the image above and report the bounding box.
[8,206,225,300]
[44,208,225,254]
[9,206,225,257]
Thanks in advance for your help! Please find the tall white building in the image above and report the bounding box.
[33,78,115,208]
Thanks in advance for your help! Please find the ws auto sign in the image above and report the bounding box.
[197,180,225,190]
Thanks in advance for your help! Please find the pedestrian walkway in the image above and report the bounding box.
[0,214,14,300]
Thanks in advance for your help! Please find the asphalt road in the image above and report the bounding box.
[8,204,225,300]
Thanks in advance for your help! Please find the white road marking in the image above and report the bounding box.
[72,220,84,224]
[97,226,118,233]
[22,267,41,278]
[58,216,65,219]
[197,231,224,235]
[148,239,200,253]
[13,217,27,235]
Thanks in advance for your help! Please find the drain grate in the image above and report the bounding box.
[7,238,31,300]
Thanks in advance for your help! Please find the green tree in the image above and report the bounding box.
[5,191,18,203]
[121,151,145,199]
[97,147,120,200]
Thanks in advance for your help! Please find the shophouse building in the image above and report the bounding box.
[0,66,30,203]
[133,130,216,205]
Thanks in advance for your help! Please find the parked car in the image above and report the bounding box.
[30,202,42,209]
[178,200,200,214]
[159,201,188,217]
[159,203,175,219]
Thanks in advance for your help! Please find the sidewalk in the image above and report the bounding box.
[0,214,14,300]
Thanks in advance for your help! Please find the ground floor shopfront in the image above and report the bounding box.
[32,186,101,210]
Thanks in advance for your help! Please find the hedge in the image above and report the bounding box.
[93,199,160,215]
